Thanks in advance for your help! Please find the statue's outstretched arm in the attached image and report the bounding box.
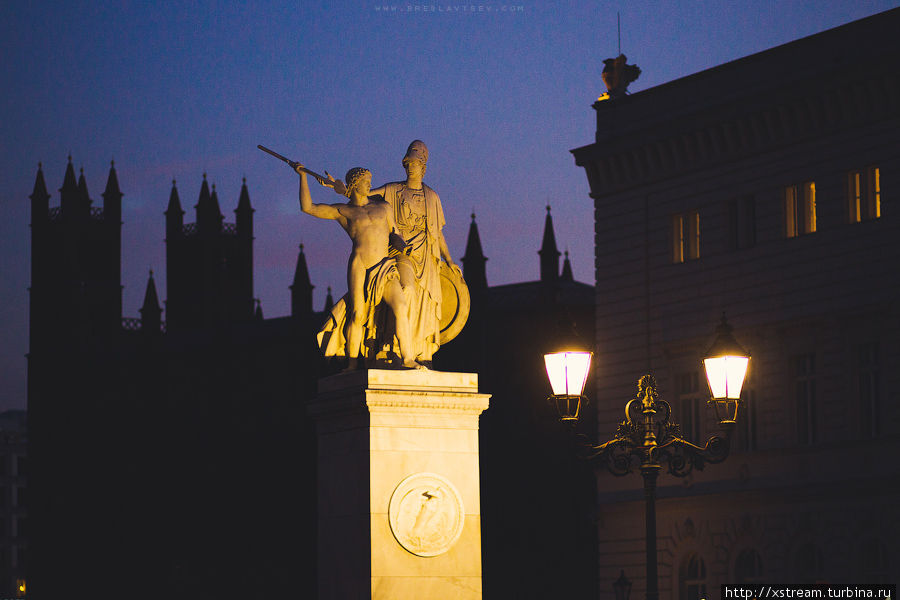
[297,167,343,221]
[320,171,347,196]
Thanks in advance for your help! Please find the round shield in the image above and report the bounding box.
[439,262,470,344]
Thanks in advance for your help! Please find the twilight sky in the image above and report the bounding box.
[1,0,897,411]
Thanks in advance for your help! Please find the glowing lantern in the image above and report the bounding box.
[544,350,593,420]
[702,315,750,424]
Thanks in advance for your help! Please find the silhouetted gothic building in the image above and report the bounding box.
[27,161,322,599]
[27,160,597,598]
[573,9,900,597]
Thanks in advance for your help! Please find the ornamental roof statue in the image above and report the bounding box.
[601,54,641,99]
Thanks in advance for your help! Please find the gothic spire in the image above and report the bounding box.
[462,212,487,292]
[30,162,50,226]
[195,174,212,226]
[235,176,253,239]
[61,155,77,192]
[166,179,183,215]
[210,182,222,214]
[236,176,253,213]
[291,243,314,317]
[59,156,79,216]
[166,179,184,241]
[73,167,92,221]
[561,250,573,282]
[539,205,561,283]
[196,174,222,233]
[196,173,210,206]
[140,270,162,334]
[103,160,122,202]
[77,168,91,205]
[31,163,50,204]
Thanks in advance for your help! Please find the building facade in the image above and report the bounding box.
[0,411,26,599]
[573,9,900,597]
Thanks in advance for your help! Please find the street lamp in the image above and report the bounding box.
[544,315,750,600]
[613,570,632,600]
[544,350,593,421]
[703,314,750,425]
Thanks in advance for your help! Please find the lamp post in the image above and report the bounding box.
[544,315,749,600]
[613,570,632,600]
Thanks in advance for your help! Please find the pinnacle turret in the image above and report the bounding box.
[291,244,314,317]
[61,156,77,191]
[236,177,253,239]
[196,174,222,232]
[539,205,561,283]
[561,250,573,282]
[166,179,183,215]
[59,156,79,217]
[103,161,122,204]
[31,163,50,202]
[140,270,162,334]
[236,177,253,213]
[210,183,222,215]
[77,168,91,205]
[31,163,50,223]
[462,212,487,292]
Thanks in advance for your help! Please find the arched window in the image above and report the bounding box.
[735,548,764,583]
[680,553,707,600]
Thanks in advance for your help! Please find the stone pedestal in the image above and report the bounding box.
[309,369,490,600]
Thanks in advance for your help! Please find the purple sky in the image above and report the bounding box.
[1,1,897,411]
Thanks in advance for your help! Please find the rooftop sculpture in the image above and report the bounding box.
[600,53,641,99]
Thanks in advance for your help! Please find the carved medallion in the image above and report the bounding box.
[388,472,465,557]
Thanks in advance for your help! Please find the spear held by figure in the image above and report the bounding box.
[257,144,347,195]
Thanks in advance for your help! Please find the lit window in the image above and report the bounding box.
[785,182,816,237]
[794,354,816,445]
[848,166,881,222]
[673,211,700,263]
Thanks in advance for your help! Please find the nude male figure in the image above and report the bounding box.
[297,164,420,369]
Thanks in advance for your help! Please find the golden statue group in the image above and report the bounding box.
[285,140,468,370]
